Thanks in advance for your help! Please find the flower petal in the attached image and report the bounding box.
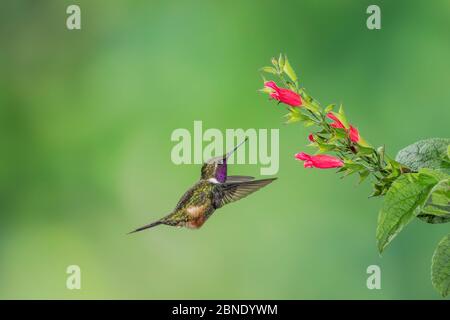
[264,81,302,107]
[295,152,311,161]
[296,152,343,169]
[349,125,360,143]
[264,81,278,90]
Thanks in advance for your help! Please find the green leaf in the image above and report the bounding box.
[431,234,450,297]
[370,183,384,198]
[301,92,320,113]
[283,56,298,84]
[395,138,450,173]
[328,110,349,131]
[376,172,440,253]
[303,119,316,127]
[316,143,337,152]
[333,128,348,140]
[338,105,350,128]
[278,53,285,70]
[377,146,385,157]
[283,109,310,124]
[260,66,277,75]
[418,213,450,224]
[324,104,335,113]
[422,206,450,216]
[358,169,370,184]
[271,57,278,67]
[340,161,368,180]
[287,82,297,92]
[417,170,450,224]
[357,145,375,156]
[419,167,449,181]
[259,87,272,94]
[343,161,365,171]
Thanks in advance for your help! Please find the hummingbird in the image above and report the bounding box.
[129,138,276,233]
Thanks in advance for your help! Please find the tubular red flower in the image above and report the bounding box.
[264,81,302,107]
[326,112,345,129]
[295,152,344,169]
[308,134,315,142]
[327,113,361,143]
[349,125,360,143]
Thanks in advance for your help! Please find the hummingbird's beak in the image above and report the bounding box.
[225,137,248,160]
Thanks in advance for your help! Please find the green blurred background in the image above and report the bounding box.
[1,0,449,299]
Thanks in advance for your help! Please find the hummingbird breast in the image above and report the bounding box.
[185,204,209,229]
[174,180,217,229]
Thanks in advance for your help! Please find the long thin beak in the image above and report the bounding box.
[226,138,248,159]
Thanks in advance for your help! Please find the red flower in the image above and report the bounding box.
[327,113,361,143]
[264,81,302,107]
[308,134,315,142]
[295,152,344,169]
[326,112,345,129]
[349,125,360,143]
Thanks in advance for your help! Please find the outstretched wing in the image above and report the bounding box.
[213,178,277,208]
[226,175,255,183]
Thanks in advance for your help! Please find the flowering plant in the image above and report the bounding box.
[259,54,450,297]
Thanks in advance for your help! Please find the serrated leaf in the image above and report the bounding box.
[395,138,450,173]
[431,234,450,297]
[430,186,450,206]
[283,56,298,84]
[419,167,449,181]
[418,213,450,224]
[417,171,450,224]
[421,205,450,216]
[376,172,440,253]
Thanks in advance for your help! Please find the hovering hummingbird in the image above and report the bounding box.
[129,138,276,233]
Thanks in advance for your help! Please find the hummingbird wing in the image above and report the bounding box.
[226,175,255,183]
[213,178,277,208]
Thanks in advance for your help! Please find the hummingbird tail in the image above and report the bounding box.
[128,220,163,234]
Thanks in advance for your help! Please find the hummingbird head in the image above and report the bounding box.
[201,138,248,183]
